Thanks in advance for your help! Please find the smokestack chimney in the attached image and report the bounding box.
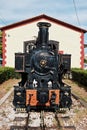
[37,22,51,47]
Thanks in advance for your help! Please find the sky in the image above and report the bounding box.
[0,0,87,53]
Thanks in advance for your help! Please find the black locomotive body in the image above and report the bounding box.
[13,22,72,111]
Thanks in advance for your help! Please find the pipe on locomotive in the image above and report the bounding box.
[37,22,51,46]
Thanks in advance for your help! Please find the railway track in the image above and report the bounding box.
[0,81,87,130]
[10,89,87,130]
[10,109,76,130]
[63,81,87,108]
[72,93,87,108]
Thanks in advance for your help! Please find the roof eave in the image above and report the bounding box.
[0,14,87,33]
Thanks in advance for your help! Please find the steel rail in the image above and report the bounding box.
[72,93,87,108]
[40,110,46,130]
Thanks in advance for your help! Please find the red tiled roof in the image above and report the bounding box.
[0,14,87,33]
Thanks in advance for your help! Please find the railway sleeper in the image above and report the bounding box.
[10,126,76,130]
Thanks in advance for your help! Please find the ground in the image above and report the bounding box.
[0,78,87,130]
[0,79,20,99]
[63,79,87,102]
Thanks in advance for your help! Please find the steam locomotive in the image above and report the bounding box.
[13,22,72,111]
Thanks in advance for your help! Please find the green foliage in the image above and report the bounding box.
[71,68,87,86]
[84,59,87,63]
[0,67,20,84]
[0,44,2,55]
[0,31,2,35]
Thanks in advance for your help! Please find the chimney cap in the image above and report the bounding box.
[37,22,51,28]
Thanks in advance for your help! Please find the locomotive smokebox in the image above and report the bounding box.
[37,22,51,46]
